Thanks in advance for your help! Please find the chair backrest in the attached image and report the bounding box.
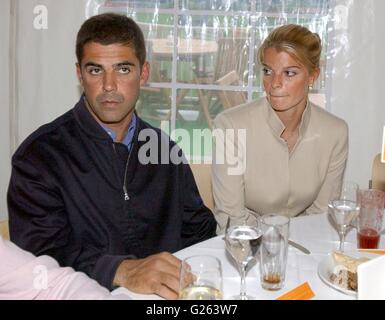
[372,153,385,192]
[212,38,249,111]
[0,220,9,241]
[215,70,247,109]
[214,37,249,85]
[189,163,214,211]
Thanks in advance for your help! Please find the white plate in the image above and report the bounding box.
[317,251,376,296]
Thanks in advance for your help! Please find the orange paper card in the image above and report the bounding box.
[276,282,315,300]
[358,249,385,255]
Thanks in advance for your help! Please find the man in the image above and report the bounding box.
[7,13,216,300]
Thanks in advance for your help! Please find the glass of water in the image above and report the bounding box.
[225,217,262,300]
[328,181,359,252]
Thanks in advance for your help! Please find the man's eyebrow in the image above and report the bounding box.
[83,61,136,68]
[114,61,136,67]
[84,62,103,68]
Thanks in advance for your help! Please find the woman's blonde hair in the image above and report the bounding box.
[257,24,321,73]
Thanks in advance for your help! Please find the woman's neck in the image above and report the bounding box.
[275,99,307,134]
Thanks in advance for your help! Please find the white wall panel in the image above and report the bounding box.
[16,0,88,144]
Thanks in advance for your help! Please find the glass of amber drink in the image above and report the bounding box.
[357,189,385,249]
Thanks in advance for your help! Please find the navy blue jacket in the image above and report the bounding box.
[7,98,217,289]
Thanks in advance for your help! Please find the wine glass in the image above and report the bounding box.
[224,216,262,300]
[328,181,359,252]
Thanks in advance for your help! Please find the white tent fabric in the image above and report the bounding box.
[327,0,385,191]
[0,0,12,221]
[1,0,385,221]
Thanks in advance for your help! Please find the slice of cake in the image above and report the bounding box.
[333,251,370,272]
[329,251,370,291]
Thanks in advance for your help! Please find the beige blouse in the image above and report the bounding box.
[212,98,348,234]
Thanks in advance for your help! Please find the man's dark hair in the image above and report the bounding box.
[76,13,146,66]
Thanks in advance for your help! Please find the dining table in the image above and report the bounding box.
[112,212,385,300]
[149,38,218,60]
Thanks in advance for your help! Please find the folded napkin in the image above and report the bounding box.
[276,282,315,300]
[358,254,385,300]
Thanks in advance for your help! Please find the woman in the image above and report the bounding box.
[212,24,348,234]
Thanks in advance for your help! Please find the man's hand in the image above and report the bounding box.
[113,252,182,300]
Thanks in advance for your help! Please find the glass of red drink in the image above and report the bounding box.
[357,189,385,249]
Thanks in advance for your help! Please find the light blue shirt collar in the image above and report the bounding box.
[99,113,137,150]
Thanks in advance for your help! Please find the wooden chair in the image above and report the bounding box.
[190,163,214,212]
[194,37,249,128]
[372,153,385,192]
[136,40,172,121]
[212,37,249,85]
[196,69,247,128]
[215,70,247,110]
[0,220,9,241]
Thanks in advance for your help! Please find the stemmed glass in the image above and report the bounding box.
[224,216,263,300]
[328,181,359,252]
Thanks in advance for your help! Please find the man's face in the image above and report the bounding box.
[76,42,149,131]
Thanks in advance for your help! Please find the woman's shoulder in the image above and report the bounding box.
[213,98,266,128]
[310,102,348,134]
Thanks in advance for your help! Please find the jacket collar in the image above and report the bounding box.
[262,97,312,140]
[73,96,141,142]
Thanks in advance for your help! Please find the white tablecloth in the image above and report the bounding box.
[112,213,385,300]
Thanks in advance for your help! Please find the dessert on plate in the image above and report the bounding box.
[329,251,370,291]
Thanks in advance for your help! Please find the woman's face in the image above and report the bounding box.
[262,47,318,113]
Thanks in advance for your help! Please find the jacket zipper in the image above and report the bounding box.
[113,142,133,201]
[123,144,134,201]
